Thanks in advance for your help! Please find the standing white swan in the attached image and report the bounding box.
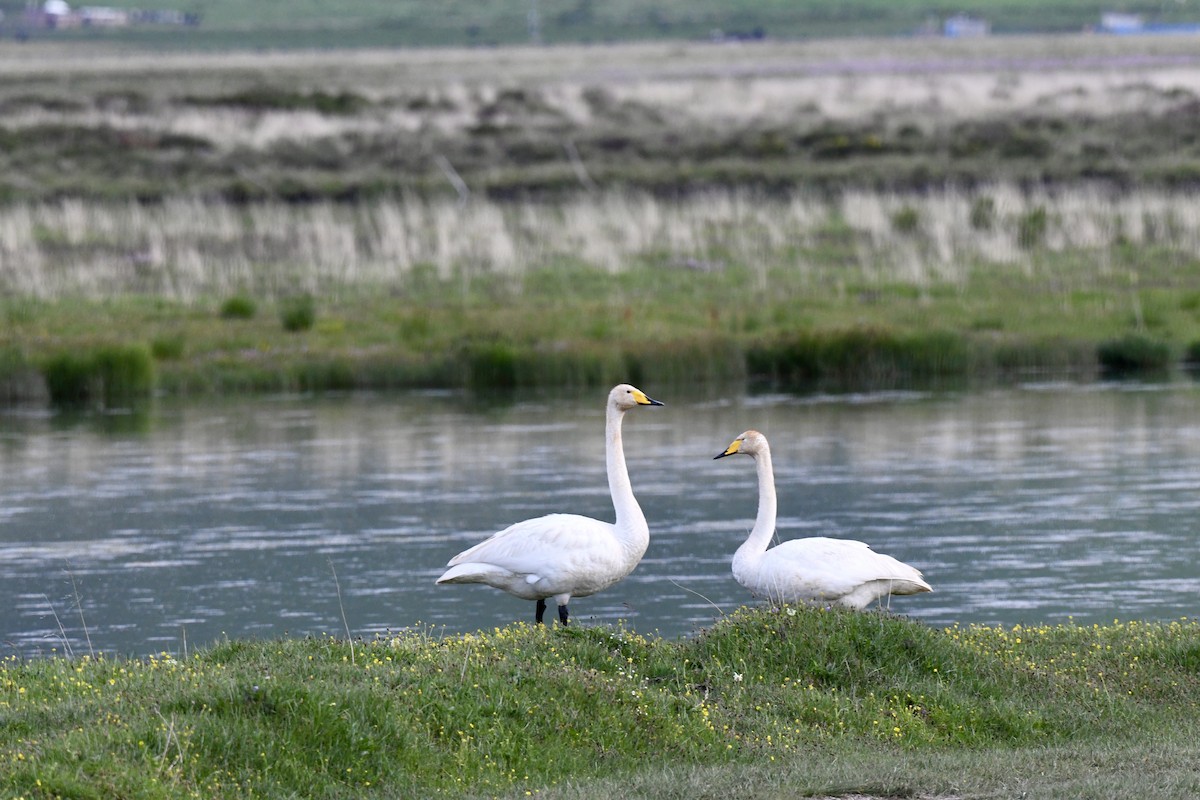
[436,384,663,625]
[714,429,931,610]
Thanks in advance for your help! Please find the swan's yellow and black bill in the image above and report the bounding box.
[633,389,664,407]
[714,439,742,459]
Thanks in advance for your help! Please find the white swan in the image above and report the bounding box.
[714,429,931,610]
[436,383,663,625]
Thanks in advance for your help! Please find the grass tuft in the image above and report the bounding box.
[1017,206,1049,249]
[41,351,101,406]
[747,328,971,387]
[1097,334,1172,376]
[465,340,520,390]
[0,347,44,403]
[219,294,258,320]
[279,295,316,333]
[890,205,921,234]
[41,344,156,407]
[150,334,186,360]
[181,87,370,115]
[970,196,996,231]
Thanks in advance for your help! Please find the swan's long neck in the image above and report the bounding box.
[734,447,777,567]
[606,404,648,551]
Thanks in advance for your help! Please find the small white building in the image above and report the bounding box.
[38,0,77,28]
[80,6,130,26]
[1100,12,1145,33]
[944,14,990,38]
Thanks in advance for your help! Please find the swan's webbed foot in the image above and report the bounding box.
[558,605,569,626]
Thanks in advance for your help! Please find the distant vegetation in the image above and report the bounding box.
[5,183,1200,401]
[5,36,1200,206]
[5,35,1200,400]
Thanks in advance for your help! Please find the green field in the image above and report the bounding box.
[4,609,1200,798]
[3,0,1198,49]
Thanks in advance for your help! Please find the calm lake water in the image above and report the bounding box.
[2,381,1198,657]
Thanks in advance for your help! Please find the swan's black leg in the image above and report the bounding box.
[558,604,569,626]
[535,598,547,625]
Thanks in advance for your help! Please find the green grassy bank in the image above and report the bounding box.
[3,608,1199,798]
[2,238,1196,406]
[0,294,1187,407]
[0,297,1180,406]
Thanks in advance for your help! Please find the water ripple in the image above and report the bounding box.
[3,384,1200,654]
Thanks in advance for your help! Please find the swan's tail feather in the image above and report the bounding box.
[435,562,510,585]
[894,577,933,595]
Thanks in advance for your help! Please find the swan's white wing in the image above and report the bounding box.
[745,537,870,599]
[741,536,929,604]
[439,513,628,598]
[446,514,614,569]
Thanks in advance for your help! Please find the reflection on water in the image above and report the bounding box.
[2,382,1199,657]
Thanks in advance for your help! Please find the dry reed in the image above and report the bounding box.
[4,186,1200,300]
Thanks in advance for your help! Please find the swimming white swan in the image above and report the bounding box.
[714,429,931,610]
[436,384,663,625]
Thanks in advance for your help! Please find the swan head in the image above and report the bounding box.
[714,429,768,460]
[610,383,663,412]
